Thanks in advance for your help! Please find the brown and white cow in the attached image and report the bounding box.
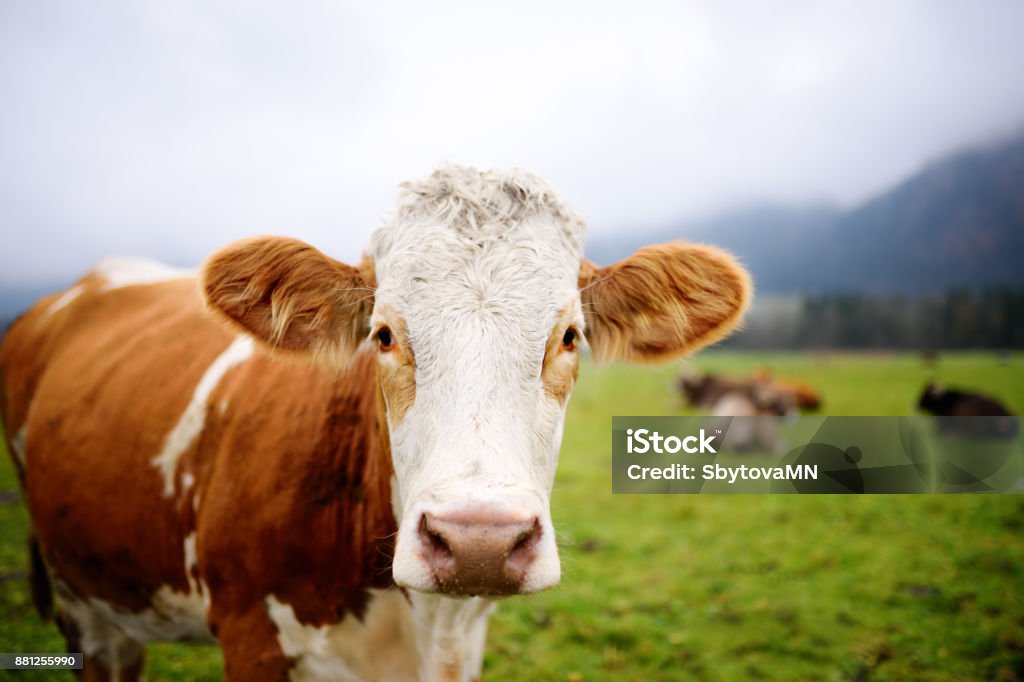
[0,166,751,681]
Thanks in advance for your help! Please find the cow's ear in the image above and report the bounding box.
[201,237,375,366]
[579,242,751,363]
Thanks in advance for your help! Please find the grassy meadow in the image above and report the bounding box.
[1,351,1023,681]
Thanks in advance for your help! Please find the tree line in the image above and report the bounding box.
[727,288,1024,350]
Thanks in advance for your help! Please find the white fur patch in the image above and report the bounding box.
[46,283,85,315]
[51,530,213,662]
[53,585,210,682]
[10,425,26,467]
[55,590,146,676]
[267,590,417,682]
[95,258,194,290]
[406,592,494,682]
[74,587,212,645]
[266,590,493,682]
[152,335,254,496]
[182,532,208,606]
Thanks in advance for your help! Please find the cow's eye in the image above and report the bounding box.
[376,326,394,351]
[562,327,578,351]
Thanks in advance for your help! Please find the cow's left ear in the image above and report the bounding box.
[201,236,375,367]
[579,242,751,363]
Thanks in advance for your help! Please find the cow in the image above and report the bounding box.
[708,385,796,453]
[749,368,821,412]
[675,371,745,409]
[0,166,751,681]
[917,382,1017,439]
[677,369,820,414]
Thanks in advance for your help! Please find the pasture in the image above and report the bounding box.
[1,351,1022,681]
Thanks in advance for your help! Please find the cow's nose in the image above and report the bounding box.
[418,511,542,596]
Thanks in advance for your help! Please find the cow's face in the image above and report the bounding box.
[369,170,587,596]
[202,166,751,598]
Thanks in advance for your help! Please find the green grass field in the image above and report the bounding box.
[2,352,1023,681]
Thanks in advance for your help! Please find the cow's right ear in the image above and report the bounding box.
[201,237,375,366]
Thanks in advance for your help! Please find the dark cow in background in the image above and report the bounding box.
[918,382,1018,439]
[918,382,1013,417]
[0,166,751,681]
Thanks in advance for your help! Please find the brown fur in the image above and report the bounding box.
[200,237,375,368]
[579,242,751,363]
[374,305,417,425]
[541,306,580,404]
[0,272,108,438]
[0,267,396,680]
[13,278,215,611]
[751,368,821,411]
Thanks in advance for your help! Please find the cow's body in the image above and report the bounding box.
[918,383,1017,439]
[709,388,795,453]
[676,372,739,408]
[678,370,819,414]
[1,167,751,681]
[1,265,466,679]
[750,369,821,412]
[918,383,1013,418]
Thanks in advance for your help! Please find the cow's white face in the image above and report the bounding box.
[202,165,752,598]
[371,169,585,594]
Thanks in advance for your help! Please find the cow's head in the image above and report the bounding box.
[201,166,751,597]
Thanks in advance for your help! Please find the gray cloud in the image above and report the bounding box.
[2,0,1024,286]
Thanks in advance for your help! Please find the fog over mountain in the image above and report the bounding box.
[589,130,1024,294]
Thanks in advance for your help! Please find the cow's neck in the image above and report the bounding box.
[408,592,495,682]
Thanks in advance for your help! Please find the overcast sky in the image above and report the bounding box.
[2,0,1024,286]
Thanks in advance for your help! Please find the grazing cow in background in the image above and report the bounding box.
[918,383,1013,417]
[711,385,796,453]
[918,382,1017,439]
[711,385,797,419]
[0,166,751,682]
[750,368,821,412]
[677,369,817,414]
[676,371,746,408]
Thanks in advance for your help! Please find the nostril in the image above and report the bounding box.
[511,521,539,552]
[507,518,542,568]
[418,513,453,562]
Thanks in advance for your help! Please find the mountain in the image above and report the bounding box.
[590,131,1024,294]
[824,133,1024,292]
